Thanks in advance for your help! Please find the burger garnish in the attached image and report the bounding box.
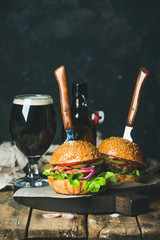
[102,155,141,177]
[43,140,116,194]
[98,137,147,182]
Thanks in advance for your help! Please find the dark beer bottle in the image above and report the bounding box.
[61,82,96,145]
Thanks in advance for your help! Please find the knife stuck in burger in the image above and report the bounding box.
[98,67,149,183]
[123,67,149,142]
[43,65,116,194]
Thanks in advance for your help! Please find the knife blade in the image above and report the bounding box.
[54,65,74,142]
[123,67,149,141]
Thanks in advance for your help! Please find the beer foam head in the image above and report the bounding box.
[13,94,53,106]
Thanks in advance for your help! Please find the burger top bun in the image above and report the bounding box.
[51,140,101,164]
[98,137,146,165]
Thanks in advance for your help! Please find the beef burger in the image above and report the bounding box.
[43,140,116,194]
[98,137,147,182]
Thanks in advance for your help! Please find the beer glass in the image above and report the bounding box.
[10,94,56,189]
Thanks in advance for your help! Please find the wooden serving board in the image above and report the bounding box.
[13,186,149,216]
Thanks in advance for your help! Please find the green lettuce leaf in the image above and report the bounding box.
[132,169,140,176]
[42,170,116,193]
[42,171,68,179]
[68,172,84,186]
[98,171,117,183]
[83,176,106,192]
[113,169,140,176]
[83,171,116,193]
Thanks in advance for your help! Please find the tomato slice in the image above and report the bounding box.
[56,159,98,167]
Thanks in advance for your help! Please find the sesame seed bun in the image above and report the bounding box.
[114,173,140,182]
[51,140,101,165]
[48,177,90,195]
[98,137,146,165]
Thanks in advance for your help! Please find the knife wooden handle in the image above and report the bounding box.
[126,67,149,127]
[54,65,72,130]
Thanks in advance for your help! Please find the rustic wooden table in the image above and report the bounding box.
[0,182,160,240]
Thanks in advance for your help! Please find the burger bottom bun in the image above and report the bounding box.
[48,176,90,195]
[115,173,140,183]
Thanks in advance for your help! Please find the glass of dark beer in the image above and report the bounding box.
[10,94,56,189]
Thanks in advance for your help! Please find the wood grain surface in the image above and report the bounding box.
[137,184,160,240]
[28,209,87,239]
[0,190,30,240]
[87,183,160,240]
[13,187,149,216]
[1,183,160,239]
[88,214,141,240]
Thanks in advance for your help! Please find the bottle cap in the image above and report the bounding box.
[72,82,87,98]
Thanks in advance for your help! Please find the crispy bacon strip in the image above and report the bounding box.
[50,165,101,175]
[65,169,91,175]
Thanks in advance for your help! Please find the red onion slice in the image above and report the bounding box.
[62,214,75,219]
[42,213,61,218]
[81,166,95,179]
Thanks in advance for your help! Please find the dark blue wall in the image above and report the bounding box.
[0,0,160,160]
